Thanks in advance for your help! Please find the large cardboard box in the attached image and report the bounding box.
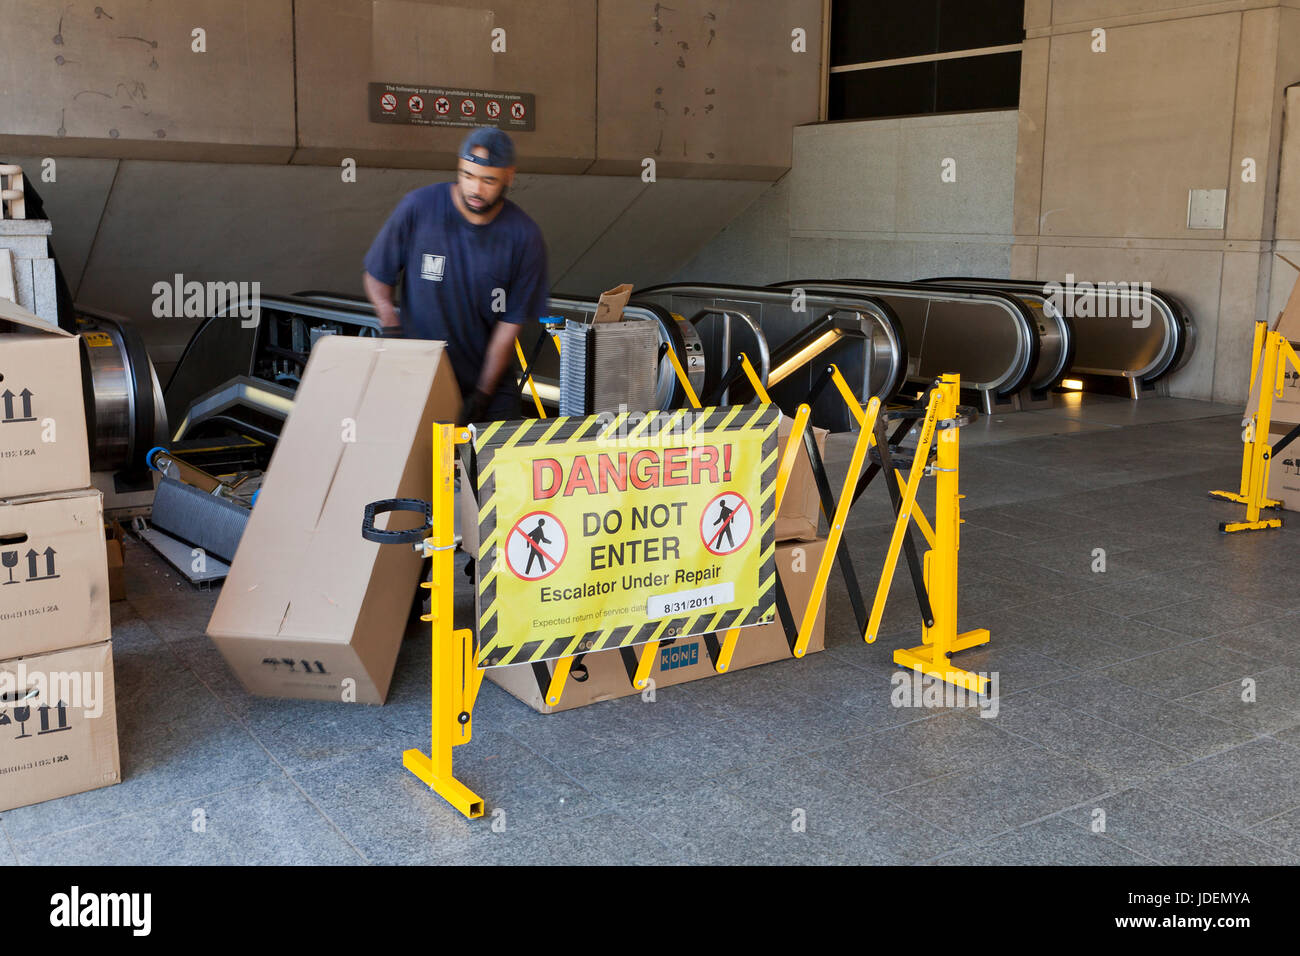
[489,537,828,712]
[1266,428,1300,511]
[0,297,91,499]
[775,415,829,542]
[0,640,120,813]
[0,488,110,660]
[207,337,461,705]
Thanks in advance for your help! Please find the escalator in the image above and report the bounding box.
[767,279,1046,411]
[917,276,1194,396]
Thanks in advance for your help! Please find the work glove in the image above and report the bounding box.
[458,388,492,426]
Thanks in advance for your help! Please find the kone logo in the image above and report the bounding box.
[659,641,699,671]
[421,253,446,281]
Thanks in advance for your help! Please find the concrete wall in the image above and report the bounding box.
[1016,0,1300,403]
[674,111,1018,285]
[0,0,822,179]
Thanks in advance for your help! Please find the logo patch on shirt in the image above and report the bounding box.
[421,254,446,281]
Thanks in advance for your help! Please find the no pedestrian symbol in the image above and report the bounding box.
[510,102,526,120]
[434,97,451,115]
[700,492,752,556]
[380,93,397,113]
[506,511,568,580]
[408,95,424,113]
[486,100,501,118]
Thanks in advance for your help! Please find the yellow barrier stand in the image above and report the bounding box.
[1211,325,1300,533]
[387,344,987,818]
[401,423,485,818]
[886,375,990,694]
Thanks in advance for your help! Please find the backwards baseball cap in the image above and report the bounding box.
[459,128,516,168]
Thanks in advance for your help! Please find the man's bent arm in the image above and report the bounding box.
[363,272,401,330]
[478,320,523,394]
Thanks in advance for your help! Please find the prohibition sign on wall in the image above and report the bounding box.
[408,94,424,113]
[700,491,752,556]
[434,97,451,114]
[505,510,568,580]
[510,102,527,120]
[485,99,501,118]
[380,93,397,112]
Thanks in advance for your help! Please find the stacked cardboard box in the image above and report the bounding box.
[490,413,833,713]
[0,296,119,812]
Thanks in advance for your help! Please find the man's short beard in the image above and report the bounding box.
[470,184,508,214]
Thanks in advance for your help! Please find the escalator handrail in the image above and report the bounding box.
[917,279,1075,393]
[919,276,1190,383]
[634,281,909,403]
[773,278,1039,397]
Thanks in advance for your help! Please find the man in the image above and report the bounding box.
[363,128,548,425]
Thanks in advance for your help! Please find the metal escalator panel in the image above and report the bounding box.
[548,296,699,412]
[919,276,1193,385]
[916,279,1074,394]
[75,308,169,474]
[770,279,1037,399]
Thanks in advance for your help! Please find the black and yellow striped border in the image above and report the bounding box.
[473,404,780,667]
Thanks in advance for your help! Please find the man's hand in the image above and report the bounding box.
[458,388,492,426]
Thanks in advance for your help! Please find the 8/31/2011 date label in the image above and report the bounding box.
[647,582,735,619]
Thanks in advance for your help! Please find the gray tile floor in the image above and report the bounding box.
[4,392,1299,865]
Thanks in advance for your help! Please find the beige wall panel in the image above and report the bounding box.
[895,113,1018,236]
[293,0,596,172]
[1040,14,1240,239]
[1050,1,1265,25]
[1226,8,1283,238]
[791,121,899,233]
[1215,250,1270,402]
[5,156,119,298]
[556,178,769,295]
[1276,88,1300,239]
[1034,243,1225,399]
[593,0,822,179]
[0,0,295,161]
[1014,37,1052,237]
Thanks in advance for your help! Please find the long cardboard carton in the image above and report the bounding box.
[207,337,461,704]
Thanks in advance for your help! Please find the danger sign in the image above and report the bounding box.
[701,492,752,556]
[408,94,424,113]
[380,93,397,113]
[485,99,501,118]
[473,406,780,667]
[506,511,567,580]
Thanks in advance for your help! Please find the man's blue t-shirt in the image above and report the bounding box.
[363,183,548,393]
